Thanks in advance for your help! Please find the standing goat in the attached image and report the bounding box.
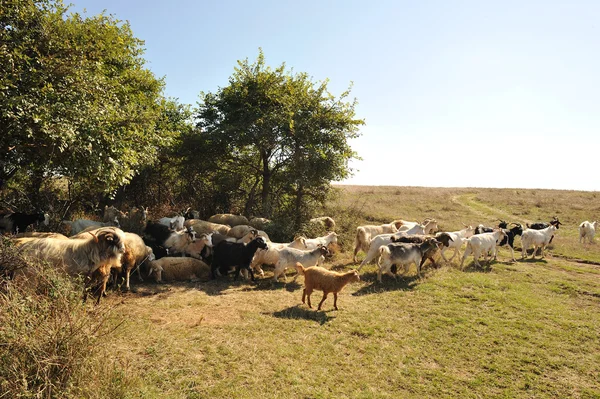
[295,263,360,310]
[579,221,598,244]
[460,230,507,269]
[521,225,558,259]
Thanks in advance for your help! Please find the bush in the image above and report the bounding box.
[0,237,128,398]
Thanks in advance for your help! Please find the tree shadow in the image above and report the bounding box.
[269,305,335,325]
[249,278,303,293]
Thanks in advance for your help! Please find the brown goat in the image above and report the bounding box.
[295,263,360,310]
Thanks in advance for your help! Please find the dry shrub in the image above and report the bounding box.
[0,237,130,398]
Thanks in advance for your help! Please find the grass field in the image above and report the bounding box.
[95,186,600,398]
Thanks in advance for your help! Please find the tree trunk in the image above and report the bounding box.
[261,150,272,218]
[294,183,304,231]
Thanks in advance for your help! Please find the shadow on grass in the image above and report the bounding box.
[270,305,335,325]
[351,271,420,296]
[249,278,303,293]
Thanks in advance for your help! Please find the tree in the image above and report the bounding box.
[0,0,166,197]
[194,50,363,225]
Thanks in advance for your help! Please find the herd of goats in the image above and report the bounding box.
[0,206,597,310]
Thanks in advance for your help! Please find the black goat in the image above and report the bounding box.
[0,212,49,234]
[211,237,268,281]
[474,224,494,235]
[496,223,524,261]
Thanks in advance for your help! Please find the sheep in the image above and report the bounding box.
[64,217,120,236]
[148,257,211,283]
[295,263,360,310]
[0,211,50,234]
[352,220,403,262]
[211,237,268,281]
[249,236,308,277]
[579,221,598,244]
[158,215,185,231]
[272,246,330,282]
[14,227,126,304]
[460,229,507,269]
[304,232,338,250]
[521,225,558,259]
[249,217,271,230]
[377,237,441,282]
[208,213,249,227]
[436,225,475,263]
[309,216,336,231]
[226,224,256,239]
[184,219,231,235]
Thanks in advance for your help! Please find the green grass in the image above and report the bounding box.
[86,186,600,398]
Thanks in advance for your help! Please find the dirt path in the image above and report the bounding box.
[451,194,534,224]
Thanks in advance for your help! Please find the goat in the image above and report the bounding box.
[181,233,213,260]
[460,230,507,269]
[208,213,249,227]
[304,232,338,250]
[183,207,200,220]
[143,222,195,259]
[495,223,524,261]
[148,257,211,283]
[211,237,268,281]
[64,217,120,236]
[527,217,561,245]
[273,246,330,282]
[397,218,438,234]
[521,225,558,259]
[579,221,598,244]
[158,215,185,231]
[377,237,441,282]
[391,233,452,270]
[352,220,403,262]
[118,232,155,291]
[14,227,126,304]
[295,263,360,310]
[474,224,494,235]
[249,237,308,277]
[103,205,127,223]
[436,225,475,263]
[0,212,50,234]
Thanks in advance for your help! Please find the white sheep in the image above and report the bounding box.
[148,257,211,283]
[295,263,360,310]
[579,221,598,244]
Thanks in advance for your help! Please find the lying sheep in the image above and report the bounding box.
[208,213,249,227]
[185,219,231,235]
[295,263,360,310]
[148,257,211,283]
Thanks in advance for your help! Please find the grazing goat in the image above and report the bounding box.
[496,223,524,261]
[273,246,329,282]
[208,213,249,227]
[304,232,338,250]
[64,217,120,236]
[436,225,475,263]
[211,237,268,281]
[521,225,558,259]
[579,221,598,244]
[377,238,441,282]
[148,257,211,283]
[15,227,126,303]
[295,263,360,310]
[353,220,403,262]
[249,237,308,277]
[158,215,185,231]
[460,230,507,269]
[0,212,50,234]
[309,216,336,231]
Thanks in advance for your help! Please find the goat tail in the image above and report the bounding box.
[294,262,306,276]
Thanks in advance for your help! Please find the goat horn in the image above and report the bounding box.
[87,231,99,243]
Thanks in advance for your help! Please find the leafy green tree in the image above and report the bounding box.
[194,50,363,225]
[0,0,166,197]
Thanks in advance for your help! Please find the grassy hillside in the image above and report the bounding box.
[9,186,600,398]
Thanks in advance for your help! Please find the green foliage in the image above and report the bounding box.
[0,0,166,195]
[193,49,363,224]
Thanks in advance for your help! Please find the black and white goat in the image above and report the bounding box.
[0,212,49,234]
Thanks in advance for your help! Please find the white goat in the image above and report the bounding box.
[273,246,329,282]
[579,221,598,244]
[64,217,120,236]
[304,232,338,250]
[353,220,403,262]
[397,218,438,234]
[158,215,185,231]
[521,225,558,259]
[460,230,506,269]
[437,225,475,263]
[250,237,307,277]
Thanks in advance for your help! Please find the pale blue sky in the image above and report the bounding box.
[69,0,600,190]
